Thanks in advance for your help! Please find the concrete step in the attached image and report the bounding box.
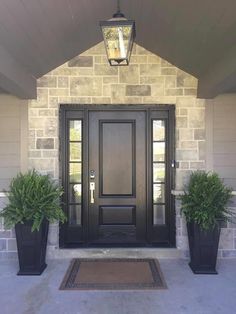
[47,247,181,259]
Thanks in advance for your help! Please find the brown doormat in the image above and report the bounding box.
[60,258,167,290]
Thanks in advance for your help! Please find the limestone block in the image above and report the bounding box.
[58,77,69,88]
[180,162,190,169]
[219,229,234,249]
[91,97,111,104]
[37,76,57,88]
[184,88,197,96]
[29,118,45,129]
[176,97,196,107]
[140,76,163,84]
[111,84,126,102]
[29,150,42,158]
[94,64,118,76]
[69,97,92,104]
[126,85,151,96]
[29,158,55,171]
[181,141,197,149]
[177,71,197,88]
[68,56,93,67]
[189,161,205,170]
[179,108,188,116]
[176,117,188,128]
[42,150,58,158]
[161,68,177,75]
[49,89,69,97]
[36,138,54,149]
[194,129,205,140]
[166,88,183,96]
[130,56,147,64]
[165,76,176,88]
[188,109,205,128]
[103,76,118,84]
[119,65,139,84]
[103,85,111,97]
[70,77,102,96]
[45,118,58,137]
[140,64,161,76]
[151,83,165,97]
[39,109,54,116]
[49,97,59,108]
[125,97,144,104]
[147,55,161,63]
[176,149,198,161]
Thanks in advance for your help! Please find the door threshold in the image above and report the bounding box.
[47,247,181,259]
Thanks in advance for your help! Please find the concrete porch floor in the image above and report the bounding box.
[0,259,236,314]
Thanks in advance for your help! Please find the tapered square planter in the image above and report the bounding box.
[15,220,49,275]
[187,222,221,274]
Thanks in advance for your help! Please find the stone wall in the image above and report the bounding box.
[1,42,210,258]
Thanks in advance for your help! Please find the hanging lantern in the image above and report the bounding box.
[100,2,135,66]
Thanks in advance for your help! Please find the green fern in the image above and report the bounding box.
[179,171,234,230]
[0,170,67,231]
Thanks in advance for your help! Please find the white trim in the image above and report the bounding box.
[171,190,236,196]
[0,192,8,197]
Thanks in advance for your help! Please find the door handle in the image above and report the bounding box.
[90,182,95,204]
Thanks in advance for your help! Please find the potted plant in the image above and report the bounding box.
[0,170,66,275]
[179,171,233,274]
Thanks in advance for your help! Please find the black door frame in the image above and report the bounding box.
[59,104,176,248]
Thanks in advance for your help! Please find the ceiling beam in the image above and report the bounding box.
[197,44,236,99]
[0,45,36,99]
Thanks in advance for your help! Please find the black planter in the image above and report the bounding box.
[187,222,221,274]
[15,220,49,275]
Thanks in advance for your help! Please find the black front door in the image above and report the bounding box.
[60,105,175,247]
[88,111,146,245]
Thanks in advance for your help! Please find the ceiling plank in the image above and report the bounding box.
[0,45,36,99]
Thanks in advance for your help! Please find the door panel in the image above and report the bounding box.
[89,111,146,244]
[59,105,175,248]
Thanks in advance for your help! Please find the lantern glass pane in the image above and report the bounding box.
[102,25,132,60]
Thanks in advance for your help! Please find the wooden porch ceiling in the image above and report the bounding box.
[0,0,236,99]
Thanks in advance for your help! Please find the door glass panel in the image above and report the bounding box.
[153,142,165,161]
[69,205,82,225]
[68,119,82,226]
[152,119,166,225]
[70,120,81,141]
[153,120,165,141]
[153,184,165,203]
[70,143,81,162]
[153,163,165,182]
[69,163,81,182]
[69,184,82,203]
[153,205,165,225]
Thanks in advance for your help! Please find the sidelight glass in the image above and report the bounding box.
[69,184,82,203]
[153,205,165,225]
[153,142,165,161]
[70,120,81,141]
[69,205,82,225]
[153,163,165,182]
[153,184,165,203]
[70,143,81,162]
[153,120,165,141]
[68,119,82,225]
[152,119,166,225]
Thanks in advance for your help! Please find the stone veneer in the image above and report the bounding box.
[0,42,235,259]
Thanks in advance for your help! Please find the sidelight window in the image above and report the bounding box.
[152,120,166,225]
[68,120,82,225]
